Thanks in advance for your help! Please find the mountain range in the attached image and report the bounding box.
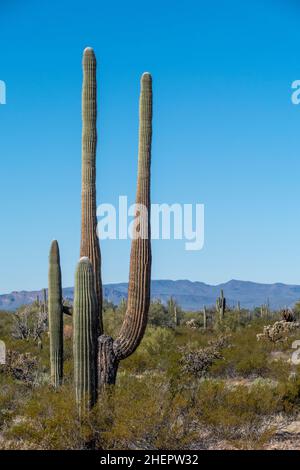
[1,279,300,311]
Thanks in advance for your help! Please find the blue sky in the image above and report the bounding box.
[1,0,300,292]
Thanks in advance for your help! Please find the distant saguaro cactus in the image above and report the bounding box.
[48,240,63,387]
[80,47,102,335]
[73,257,98,411]
[168,297,179,327]
[236,301,241,323]
[42,288,47,314]
[98,72,152,387]
[216,289,226,321]
[203,306,207,330]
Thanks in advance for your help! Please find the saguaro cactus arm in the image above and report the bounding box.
[80,47,103,334]
[98,73,152,388]
[48,240,63,387]
[113,73,152,361]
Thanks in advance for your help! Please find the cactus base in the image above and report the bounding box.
[98,335,119,387]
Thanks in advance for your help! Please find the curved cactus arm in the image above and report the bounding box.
[48,240,63,387]
[80,47,103,334]
[113,73,152,361]
[73,257,98,412]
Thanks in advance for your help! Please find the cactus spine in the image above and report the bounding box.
[98,72,152,387]
[73,257,98,411]
[80,48,102,334]
[216,289,226,321]
[48,240,63,387]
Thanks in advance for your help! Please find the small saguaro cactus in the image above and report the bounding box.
[203,306,207,330]
[98,72,152,388]
[261,304,269,318]
[80,47,103,336]
[48,240,63,387]
[168,297,179,327]
[236,301,241,323]
[73,257,98,411]
[216,289,226,321]
[42,288,47,314]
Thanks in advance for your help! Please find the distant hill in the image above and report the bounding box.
[1,279,300,312]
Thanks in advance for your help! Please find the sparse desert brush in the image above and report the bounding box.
[121,326,175,374]
[3,350,39,384]
[210,323,273,378]
[3,384,85,450]
[194,380,281,448]
[276,373,300,413]
[0,311,14,340]
[2,376,196,450]
[103,305,126,338]
[89,375,196,450]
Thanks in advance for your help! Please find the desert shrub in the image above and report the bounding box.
[185,318,202,329]
[0,311,14,340]
[2,350,39,384]
[180,335,231,378]
[194,380,280,448]
[121,327,176,374]
[3,385,85,450]
[103,307,125,338]
[181,311,202,326]
[148,300,174,328]
[276,372,300,413]
[214,310,248,332]
[90,375,196,450]
[3,376,196,450]
[11,304,47,342]
[211,324,272,378]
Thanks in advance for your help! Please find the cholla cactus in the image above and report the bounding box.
[257,320,300,343]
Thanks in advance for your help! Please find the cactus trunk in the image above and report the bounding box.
[80,47,103,335]
[73,257,98,411]
[98,72,152,388]
[48,240,63,387]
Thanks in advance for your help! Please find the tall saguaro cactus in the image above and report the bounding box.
[98,72,152,387]
[48,240,63,387]
[80,47,102,334]
[73,257,98,412]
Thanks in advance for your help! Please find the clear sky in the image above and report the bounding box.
[1,0,300,293]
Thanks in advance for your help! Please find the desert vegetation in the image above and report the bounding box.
[1,47,300,451]
[1,300,300,450]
